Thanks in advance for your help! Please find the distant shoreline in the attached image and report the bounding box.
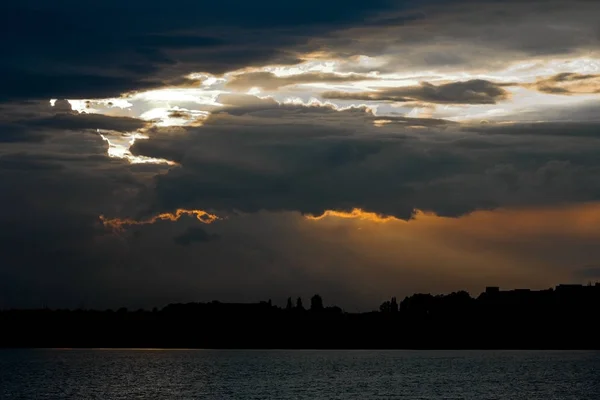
[3,284,599,350]
[3,348,600,351]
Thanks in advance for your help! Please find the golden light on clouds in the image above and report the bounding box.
[100,209,220,232]
[305,208,404,223]
[304,203,600,240]
[298,203,600,292]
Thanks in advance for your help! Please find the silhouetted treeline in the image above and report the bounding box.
[2,284,600,349]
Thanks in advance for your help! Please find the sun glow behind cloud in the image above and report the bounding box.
[100,209,220,233]
[295,202,600,292]
[55,53,600,167]
[305,208,405,223]
[98,130,177,165]
[139,107,210,127]
[303,204,600,239]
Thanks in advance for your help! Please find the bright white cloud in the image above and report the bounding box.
[99,130,177,165]
[58,54,600,165]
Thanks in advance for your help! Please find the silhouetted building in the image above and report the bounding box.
[310,294,324,311]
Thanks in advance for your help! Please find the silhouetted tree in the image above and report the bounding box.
[2,283,600,349]
[391,297,398,313]
[310,294,324,311]
[379,297,399,314]
[380,300,391,313]
[400,293,435,316]
[286,297,293,311]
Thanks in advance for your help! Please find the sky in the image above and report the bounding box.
[1,0,600,310]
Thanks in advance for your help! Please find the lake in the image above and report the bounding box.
[1,349,598,399]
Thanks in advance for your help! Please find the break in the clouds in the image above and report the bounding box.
[225,72,375,91]
[1,0,600,309]
[321,79,511,104]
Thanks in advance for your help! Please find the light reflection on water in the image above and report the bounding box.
[1,349,599,399]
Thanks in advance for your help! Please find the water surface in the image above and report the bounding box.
[1,349,598,399]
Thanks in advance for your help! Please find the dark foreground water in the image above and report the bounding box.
[1,349,599,399]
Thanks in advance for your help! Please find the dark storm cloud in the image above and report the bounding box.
[3,0,597,102]
[0,0,398,101]
[0,70,168,102]
[0,100,148,143]
[0,152,66,171]
[0,110,157,308]
[322,79,511,105]
[0,112,352,309]
[126,98,600,220]
[174,227,220,246]
[226,72,374,90]
[0,124,46,143]
[327,0,600,73]
[463,122,600,138]
[26,112,148,132]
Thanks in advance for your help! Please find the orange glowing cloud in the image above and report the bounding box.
[305,208,404,223]
[303,203,600,240]
[100,209,220,232]
[299,203,600,291]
